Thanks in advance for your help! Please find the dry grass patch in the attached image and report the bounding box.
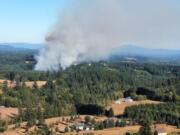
[109,100,161,116]
[0,79,46,89]
[25,81,46,88]
[0,107,18,120]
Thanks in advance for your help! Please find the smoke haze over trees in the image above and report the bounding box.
[35,0,180,71]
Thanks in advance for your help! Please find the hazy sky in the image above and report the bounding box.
[0,0,180,49]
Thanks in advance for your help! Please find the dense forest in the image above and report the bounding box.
[124,102,180,127]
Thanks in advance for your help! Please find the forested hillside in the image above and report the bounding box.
[0,48,179,131]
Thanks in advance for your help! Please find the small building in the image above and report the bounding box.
[155,128,167,135]
[115,100,121,104]
[75,123,85,131]
[75,123,94,131]
[25,55,36,64]
[85,125,91,131]
[124,97,133,103]
[85,124,94,131]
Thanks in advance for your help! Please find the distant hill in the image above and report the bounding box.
[0,44,26,52]
[0,43,179,64]
[0,43,43,50]
[117,45,180,58]
[109,45,180,63]
[1,43,179,57]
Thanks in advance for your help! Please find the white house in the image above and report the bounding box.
[75,123,85,131]
[124,97,133,103]
[75,123,94,131]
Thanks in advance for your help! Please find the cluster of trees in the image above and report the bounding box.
[124,87,179,102]
[76,106,115,117]
[124,102,180,127]
[0,49,55,81]
[94,119,126,130]
[0,50,35,75]
[5,71,53,81]
[0,119,7,132]
[76,116,126,131]
[28,124,54,135]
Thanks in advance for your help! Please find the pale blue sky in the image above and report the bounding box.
[0,0,71,43]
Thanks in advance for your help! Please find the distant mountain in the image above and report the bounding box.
[110,45,180,64]
[0,43,43,50]
[0,44,25,52]
[117,45,180,58]
[0,43,179,63]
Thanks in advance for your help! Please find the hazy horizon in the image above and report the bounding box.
[1,42,180,51]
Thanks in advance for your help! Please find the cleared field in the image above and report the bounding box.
[24,81,46,88]
[3,124,180,135]
[1,115,107,135]
[0,107,18,120]
[45,115,107,125]
[0,79,14,88]
[109,100,161,116]
[155,124,180,133]
[0,122,27,135]
[0,129,22,135]
[0,79,46,89]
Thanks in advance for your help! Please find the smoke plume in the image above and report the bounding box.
[35,0,180,71]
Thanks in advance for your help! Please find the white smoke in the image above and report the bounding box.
[35,0,180,71]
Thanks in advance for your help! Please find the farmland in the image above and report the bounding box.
[1,114,180,135]
[108,99,161,116]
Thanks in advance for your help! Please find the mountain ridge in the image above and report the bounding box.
[0,43,179,60]
[0,42,43,50]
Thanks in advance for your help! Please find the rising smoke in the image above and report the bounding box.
[35,0,180,71]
